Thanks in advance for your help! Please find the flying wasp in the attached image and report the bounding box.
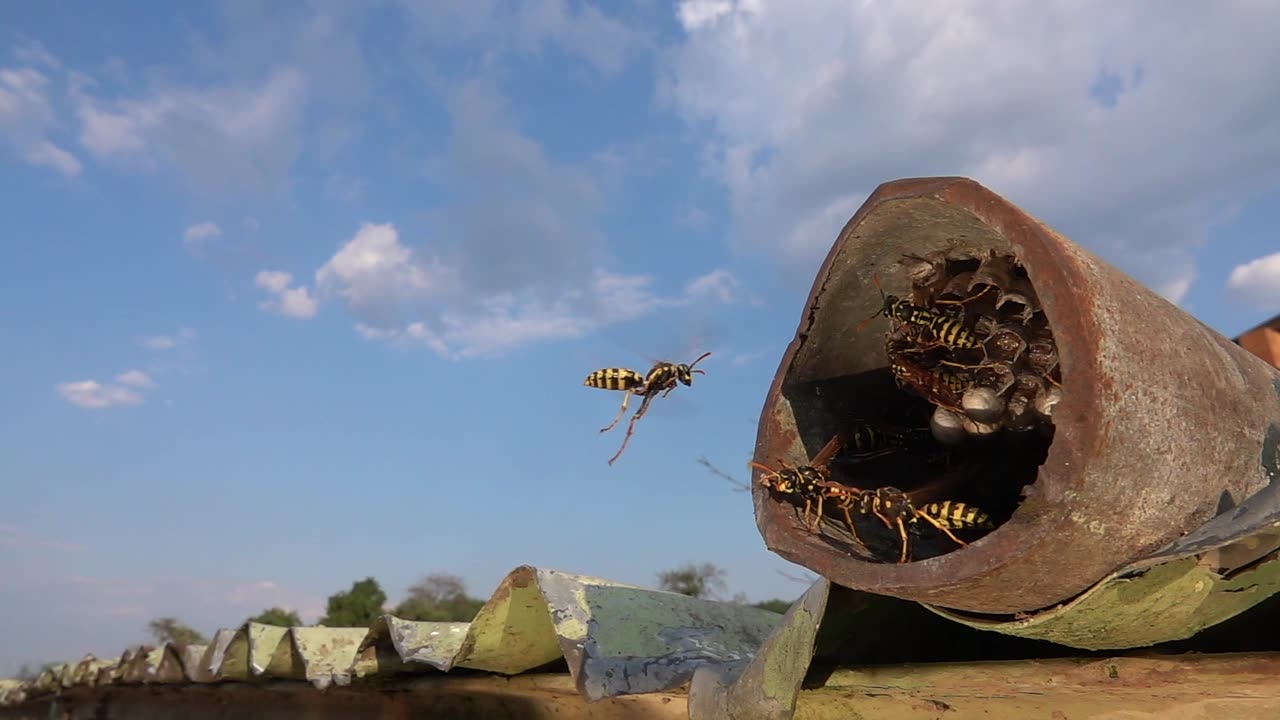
[584,351,713,466]
[824,485,994,563]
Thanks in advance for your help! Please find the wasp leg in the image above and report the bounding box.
[799,496,825,532]
[895,517,911,563]
[836,502,864,543]
[934,284,995,308]
[914,510,970,548]
[935,358,988,370]
[607,394,655,465]
[600,389,633,434]
[870,505,896,531]
[809,494,826,532]
[843,448,902,463]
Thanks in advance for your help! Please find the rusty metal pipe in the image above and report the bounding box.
[753,176,1280,615]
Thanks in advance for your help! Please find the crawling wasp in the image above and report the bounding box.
[887,350,970,411]
[750,431,847,531]
[825,485,994,563]
[584,351,713,466]
[755,431,992,562]
[858,274,984,350]
[842,422,934,461]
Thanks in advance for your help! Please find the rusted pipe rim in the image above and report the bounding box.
[752,176,1099,610]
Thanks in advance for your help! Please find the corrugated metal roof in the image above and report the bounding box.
[0,565,781,708]
[9,566,1280,718]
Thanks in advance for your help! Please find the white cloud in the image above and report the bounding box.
[183,221,223,253]
[678,0,734,30]
[663,1,1280,298]
[12,41,60,69]
[315,223,453,315]
[23,138,81,175]
[684,268,742,304]
[140,327,196,351]
[115,369,155,388]
[72,68,307,193]
[328,223,741,358]
[1227,251,1280,307]
[255,270,318,319]
[0,62,82,176]
[56,380,144,409]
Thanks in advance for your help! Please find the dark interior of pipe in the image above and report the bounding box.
[768,250,1059,564]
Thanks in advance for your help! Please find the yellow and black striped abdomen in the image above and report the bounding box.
[927,315,982,349]
[921,501,993,530]
[937,368,970,395]
[847,426,888,454]
[584,367,645,391]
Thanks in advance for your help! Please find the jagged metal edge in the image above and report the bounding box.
[1,564,784,706]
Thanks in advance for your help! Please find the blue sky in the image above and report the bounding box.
[2,0,1279,674]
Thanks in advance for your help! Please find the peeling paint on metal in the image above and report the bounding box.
[1262,424,1279,487]
[571,583,780,702]
[689,579,831,720]
[366,615,469,671]
[926,549,1280,650]
[247,622,289,676]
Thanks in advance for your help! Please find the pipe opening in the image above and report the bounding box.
[764,243,1062,565]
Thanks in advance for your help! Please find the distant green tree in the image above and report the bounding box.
[319,577,386,627]
[248,607,303,627]
[751,599,793,614]
[393,573,486,622]
[147,617,208,646]
[657,563,728,600]
[13,662,60,681]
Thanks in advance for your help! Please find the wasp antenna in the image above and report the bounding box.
[855,274,890,334]
[747,460,775,474]
[687,351,713,370]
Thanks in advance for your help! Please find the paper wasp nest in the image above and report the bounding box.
[892,250,1062,445]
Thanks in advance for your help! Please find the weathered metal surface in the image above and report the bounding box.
[927,441,1280,649]
[688,578,833,720]
[0,565,781,709]
[753,176,1280,615]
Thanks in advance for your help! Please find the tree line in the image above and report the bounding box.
[139,565,794,650]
